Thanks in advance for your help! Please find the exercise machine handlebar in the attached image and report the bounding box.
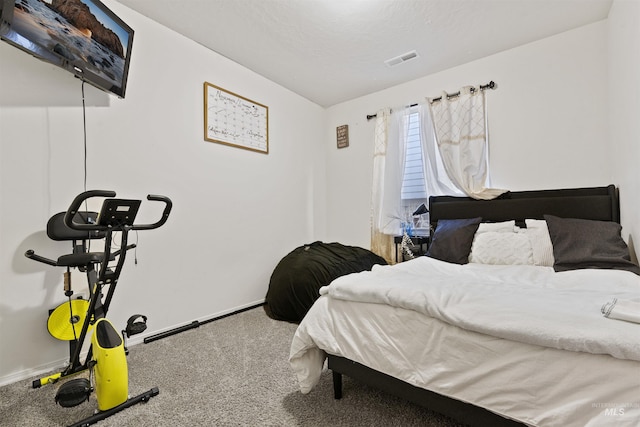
[64,191,172,232]
[64,190,115,232]
[133,194,173,231]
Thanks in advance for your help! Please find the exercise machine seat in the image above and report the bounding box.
[56,252,105,268]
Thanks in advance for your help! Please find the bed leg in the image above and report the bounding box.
[332,371,343,399]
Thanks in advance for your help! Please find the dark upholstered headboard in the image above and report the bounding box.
[429,185,619,231]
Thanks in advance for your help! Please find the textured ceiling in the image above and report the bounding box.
[116,0,613,107]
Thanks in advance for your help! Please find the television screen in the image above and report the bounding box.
[0,0,134,98]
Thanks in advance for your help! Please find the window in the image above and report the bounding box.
[400,111,426,201]
[400,110,429,232]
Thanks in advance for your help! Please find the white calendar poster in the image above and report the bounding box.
[204,82,269,154]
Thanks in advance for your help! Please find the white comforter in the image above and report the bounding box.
[319,257,640,361]
[290,258,640,426]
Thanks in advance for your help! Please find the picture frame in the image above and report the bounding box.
[336,124,349,148]
[204,82,269,154]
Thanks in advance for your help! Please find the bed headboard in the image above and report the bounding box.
[429,185,620,231]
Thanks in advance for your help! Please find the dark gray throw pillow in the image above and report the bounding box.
[426,217,482,264]
[544,215,640,275]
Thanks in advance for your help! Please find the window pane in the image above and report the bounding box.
[401,111,426,200]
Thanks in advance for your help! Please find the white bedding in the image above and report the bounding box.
[290,258,640,427]
[319,257,640,360]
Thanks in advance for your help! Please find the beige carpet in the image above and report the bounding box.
[0,307,464,426]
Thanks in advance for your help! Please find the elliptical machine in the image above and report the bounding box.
[25,190,172,426]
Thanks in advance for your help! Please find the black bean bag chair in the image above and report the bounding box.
[264,241,387,323]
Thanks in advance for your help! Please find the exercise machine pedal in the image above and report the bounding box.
[125,314,148,336]
[122,314,147,355]
[55,378,92,408]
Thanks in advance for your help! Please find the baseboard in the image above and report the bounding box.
[0,356,69,388]
[0,299,265,387]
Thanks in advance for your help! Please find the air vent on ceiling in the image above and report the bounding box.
[385,50,419,67]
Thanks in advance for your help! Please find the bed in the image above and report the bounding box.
[289,185,640,427]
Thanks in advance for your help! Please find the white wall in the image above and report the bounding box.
[324,21,613,249]
[0,1,325,384]
[608,0,640,263]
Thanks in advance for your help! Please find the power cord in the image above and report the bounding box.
[81,80,88,193]
[81,81,92,253]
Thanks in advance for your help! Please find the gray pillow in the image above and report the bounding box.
[544,215,640,275]
[426,217,482,264]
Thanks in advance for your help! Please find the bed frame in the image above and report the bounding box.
[428,184,619,229]
[328,185,620,427]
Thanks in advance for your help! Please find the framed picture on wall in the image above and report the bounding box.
[203,82,269,154]
[337,124,349,148]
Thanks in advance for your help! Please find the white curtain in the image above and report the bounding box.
[415,103,466,198]
[428,86,505,200]
[370,107,405,263]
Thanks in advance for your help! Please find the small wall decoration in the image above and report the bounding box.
[336,124,349,148]
[204,82,269,154]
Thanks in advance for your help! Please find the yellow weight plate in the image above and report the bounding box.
[47,300,93,341]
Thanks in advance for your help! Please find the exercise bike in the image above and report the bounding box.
[25,190,172,427]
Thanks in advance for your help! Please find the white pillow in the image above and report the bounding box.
[523,219,555,267]
[469,231,534,265]
[476,220,516,234]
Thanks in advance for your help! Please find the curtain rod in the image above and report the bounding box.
[366,80,496,121]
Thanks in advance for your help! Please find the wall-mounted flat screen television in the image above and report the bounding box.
[0,0,134,98]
